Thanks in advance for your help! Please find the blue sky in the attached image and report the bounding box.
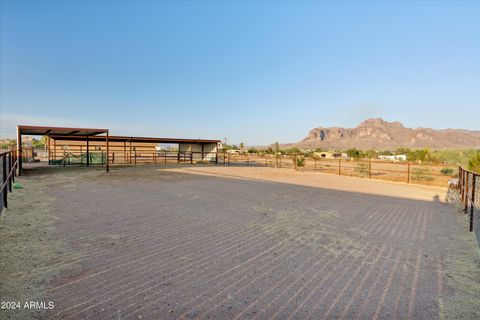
[1,1,479,145]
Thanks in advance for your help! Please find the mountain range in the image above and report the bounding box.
[291,118,480,150]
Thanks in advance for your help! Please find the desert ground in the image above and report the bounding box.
[1,164,479,319]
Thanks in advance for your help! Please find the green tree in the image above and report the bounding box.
[32,136,46,149]
[363,149,377,159]
[468,150,480,172]
[346,148,362,159]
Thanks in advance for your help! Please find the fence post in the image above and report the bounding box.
[368,161,372,179]
[164,152,167,165]
[338,159,341,175]
[407,163,411,184]
[461,168,464,198]
[458,166,463,199]
[2,156,7,208]
[190,152,193,164]
[13,150,16,181]
[247,154,249,166]
[464,173,469,213]
[294,154,297,170]
[8,152,12,192]
[470,174,476,232]
[314,157,317,171]
[112,153,115,164]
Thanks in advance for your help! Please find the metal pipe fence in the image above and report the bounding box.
[47,151,219,167]
[221,153,456,186]
[0,150,19,214]
[459,167,480,246]
[45,149,458,187]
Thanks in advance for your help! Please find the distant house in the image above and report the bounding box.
[226,149,247,155]
[313,151,348,159]
[378,154,407,162]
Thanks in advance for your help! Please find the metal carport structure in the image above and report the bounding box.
[17,125,110,175]
[17,125,221,173]
[47,135,221,166]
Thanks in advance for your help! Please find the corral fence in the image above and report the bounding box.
[459,167,480,246]
[220,153,456,187]
[48,150,218,166]
[44,148,457,187]
[0,150,19,214]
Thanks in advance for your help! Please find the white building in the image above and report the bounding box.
[378,154,407,162]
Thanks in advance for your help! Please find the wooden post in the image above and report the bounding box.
[294,154,297,170]
[338,159,341,175]
[369,161,372,179]
[315,157,317,171]
[407,163,410,183]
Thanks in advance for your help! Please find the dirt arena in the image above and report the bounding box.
[1,164,479,319]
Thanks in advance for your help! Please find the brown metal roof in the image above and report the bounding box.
[18,125,108,137]
[48,135,220,144]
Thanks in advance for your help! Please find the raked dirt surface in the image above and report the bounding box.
[1,164,479,320]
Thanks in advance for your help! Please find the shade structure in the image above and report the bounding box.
[17,125,109,175]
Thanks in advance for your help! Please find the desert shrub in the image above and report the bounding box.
[294,155,305,168]
[346,148,362,159]
[440,168,455,176]
[354,163,369,176]
[411,168,434,181]
[468,150,480,173]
